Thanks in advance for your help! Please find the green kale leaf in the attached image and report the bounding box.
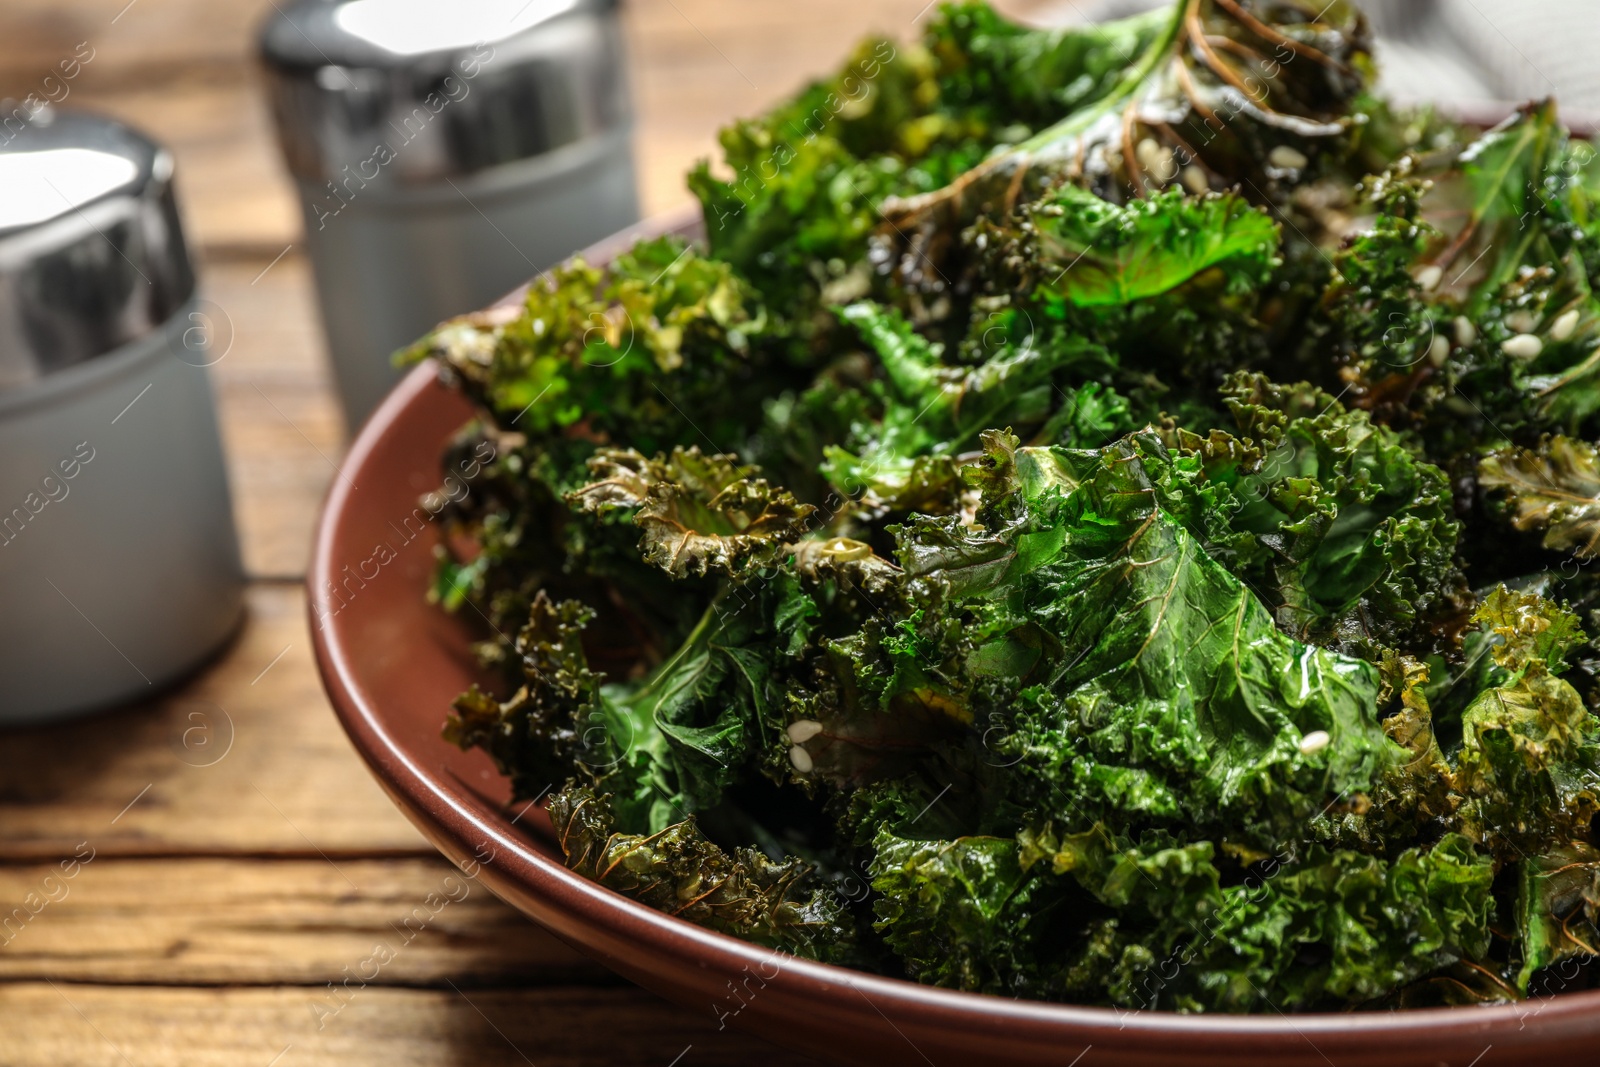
[816,301,1112,507]
[1183,835,1493,1011]
[445,593,602,804]
[1516,843,1600,990]
[1454,587,1600,860]
[869,831,1047,992]
[550,782,854,961]
[1191,372,1470,659]
[568,447,817,579]
[882,0,1372,289]
[985,187,1280,307]
[410,237,777,443]
[689,4,1174,316]
[1481,435,1600,560]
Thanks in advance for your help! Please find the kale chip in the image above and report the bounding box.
[422,0,1600,1015]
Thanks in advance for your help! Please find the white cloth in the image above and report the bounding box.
[1033,0,1600,120]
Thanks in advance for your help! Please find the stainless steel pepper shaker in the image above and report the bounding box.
[0,109,245,724]
[258,0,641,430]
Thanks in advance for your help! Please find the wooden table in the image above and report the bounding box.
[0,1,1063,1062]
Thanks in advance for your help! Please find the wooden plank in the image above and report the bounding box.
[0,0,265,77]
[0,984,824,1067]
[0,857,600,986]
[0,584,431,860]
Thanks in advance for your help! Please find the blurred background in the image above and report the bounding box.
[3,1,1597,1064]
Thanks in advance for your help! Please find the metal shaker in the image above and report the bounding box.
[0,109,245,724]
[257,0,641,431]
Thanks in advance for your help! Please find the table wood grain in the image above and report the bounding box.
[0,1,1064,1062]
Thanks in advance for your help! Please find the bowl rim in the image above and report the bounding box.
[311,197,1600,1058]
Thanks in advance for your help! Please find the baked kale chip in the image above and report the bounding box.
[422,0,1600,1015]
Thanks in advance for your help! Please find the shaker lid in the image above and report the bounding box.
[257,0,631,188]
[0,109,196,392]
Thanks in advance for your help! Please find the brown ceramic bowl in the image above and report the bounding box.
[310,209,1600,1067]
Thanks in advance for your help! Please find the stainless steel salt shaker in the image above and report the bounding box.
[0,109,245,724]
[258,0,641,430]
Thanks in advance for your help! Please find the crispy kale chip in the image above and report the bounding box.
[983,187,1280,308]
[550,783,854,961]
[760,431,1398,847]
[1182,835,1494,1011]
[1454,588,1600,860]
[569,447,818,579]
[883,0,1372,289]
[878,821,1494,1009]
[410,237,777,443]
[1313,168,1446,424]
[1322,587,1600,893]
[1481,435,1600,560]
[1516,844,1600,990]
[869,832,1046,992]
[446,593,601,803]
[1019,829,1492,1011]
[428,0,1600,1016]
[972,432,1395,849]
[1196,372,1470,659]
[1329,103,1600,448]
[447,571,820,834]
[688,3,1175,316]
[412,237,810,662]
[813,301,1115,508]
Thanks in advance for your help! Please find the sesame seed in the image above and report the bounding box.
[1181,165,1209,195]
[1552,308,1581,342]
[1454,317,1477,347]
[1414,265,1442,292]
[1136,138,1174,182]
[789,745,814,774]
[1428,334,1450,367]
[1506,310,1539,334]
[1269,145,1308,170]
[1502,333,1544,360]
[786,719,824,744]
[1298,730,1331,756]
